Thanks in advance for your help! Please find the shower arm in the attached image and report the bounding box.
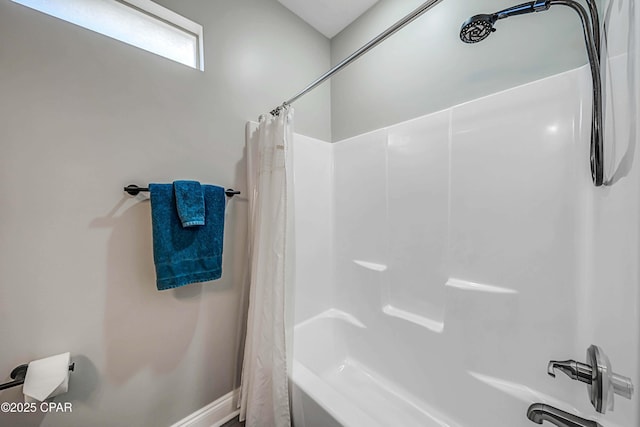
[550,0,603,186]
[492,1,600,58]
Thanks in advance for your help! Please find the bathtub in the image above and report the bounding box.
[291,310,461,427]
[290,305,632,427]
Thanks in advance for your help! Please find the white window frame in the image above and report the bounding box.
[12,0,205,71]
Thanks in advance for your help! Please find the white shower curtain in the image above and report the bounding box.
[240,107,295,427]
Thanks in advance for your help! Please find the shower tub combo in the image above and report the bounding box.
[283,1,639,426]
[290,47,639,427]
[291,67,639,426]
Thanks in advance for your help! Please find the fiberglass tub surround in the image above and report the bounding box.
[291,54,639,426]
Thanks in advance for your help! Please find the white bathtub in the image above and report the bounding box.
[291,311,461,427]
[290,305,631,427]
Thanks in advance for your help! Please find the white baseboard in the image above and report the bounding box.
[170,388,240,427]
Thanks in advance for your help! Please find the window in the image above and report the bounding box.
[12,0,204,70]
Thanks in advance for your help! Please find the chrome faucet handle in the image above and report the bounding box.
[547,346,635,414]
[547,360,593,384]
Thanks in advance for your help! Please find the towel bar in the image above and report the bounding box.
[124,184,241,198]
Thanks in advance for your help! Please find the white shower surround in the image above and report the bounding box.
[290,48,639,427]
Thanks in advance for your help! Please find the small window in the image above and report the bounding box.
[12,0,204,70]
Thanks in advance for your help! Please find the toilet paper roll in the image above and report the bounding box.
[23,352,71,402]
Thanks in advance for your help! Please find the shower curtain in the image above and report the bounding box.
[239,107,295,427]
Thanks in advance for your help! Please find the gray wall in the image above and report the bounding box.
[330,0,604,141]
[0,1,329,426]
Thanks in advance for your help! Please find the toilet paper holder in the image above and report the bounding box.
[0,362,74,391]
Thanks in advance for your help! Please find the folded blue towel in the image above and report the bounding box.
[174,180,205,227]
[149,183,226,290]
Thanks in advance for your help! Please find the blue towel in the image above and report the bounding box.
[149,183,226,290]
[174,181,205,227]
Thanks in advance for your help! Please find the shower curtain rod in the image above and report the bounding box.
[270,0,445,116]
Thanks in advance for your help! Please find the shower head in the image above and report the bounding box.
[459,14,497,44]
[458,0,604,186]
[459,1,551,43]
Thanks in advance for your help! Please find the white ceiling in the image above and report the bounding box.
[278,0,380,39]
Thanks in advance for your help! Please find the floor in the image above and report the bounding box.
[221,416,245,427]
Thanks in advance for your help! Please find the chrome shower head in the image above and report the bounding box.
[458,0,605,186]
[459,1,551,44]
[460,14,497,43]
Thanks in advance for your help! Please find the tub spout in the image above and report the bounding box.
[526,404,601,427]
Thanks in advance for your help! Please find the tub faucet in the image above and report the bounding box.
[527,404,601,427]
[547,345,634,413]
